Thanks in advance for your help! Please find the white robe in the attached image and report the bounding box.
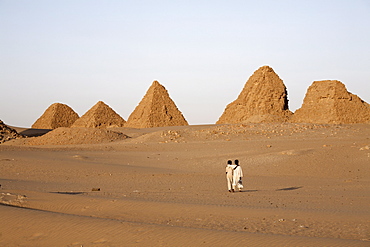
[225,164,236,191]
[232,165,243,189]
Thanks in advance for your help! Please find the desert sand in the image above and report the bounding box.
[0,123,369,246]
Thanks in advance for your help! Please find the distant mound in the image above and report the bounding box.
[291,80,370,124]
[131,123,341,144]
[217,66,292,124]
[125,81,188,128]
[72,101,126,128]
[26,127,129,145]
[32,103,79,129]
[0,120,23,144]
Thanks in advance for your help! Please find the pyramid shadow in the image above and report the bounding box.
[20,128,52,137]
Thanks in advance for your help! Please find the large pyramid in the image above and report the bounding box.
[32,103,79,129]
[217,66,292,124]
[291,80,370,124]
[125,81,188,128]
[72,101,126,128]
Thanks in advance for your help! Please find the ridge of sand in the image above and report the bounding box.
[291,80,370,124]
[72,101,126,128]
[125,81,188,128]
[130,123,345,144]
[32,103,79,129]
[17,127,129,145]
[217,66,292,124]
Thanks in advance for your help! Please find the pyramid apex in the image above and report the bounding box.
[257,65,274,73]
[151,80,162,87]
[126,81,188,128]
[312,80,344,86]
[260,65,272,68]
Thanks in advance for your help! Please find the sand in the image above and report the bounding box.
[0,123,369,246]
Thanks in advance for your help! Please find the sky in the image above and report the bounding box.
[1,0,370,127]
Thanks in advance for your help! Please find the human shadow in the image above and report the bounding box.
[239,189,259,193]
[275,186,303,191]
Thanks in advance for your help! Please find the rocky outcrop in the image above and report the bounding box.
[291,80,370,124]
[125,81,188,128]
[0,120,23,144]
[217,66,292,124]
[71,101,126,128]
[32,103,79,129]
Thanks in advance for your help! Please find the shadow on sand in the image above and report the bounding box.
[237,186,303,193]
[19,128,52,137]
[239,189,259,193]
[50,191,86,195]
[276,186,303,191]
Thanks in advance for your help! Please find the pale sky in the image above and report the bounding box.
[1,0,370,127]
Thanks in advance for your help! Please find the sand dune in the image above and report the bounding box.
[1,123,369,246]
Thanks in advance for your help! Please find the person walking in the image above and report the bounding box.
[225,160,235,192]
[232,159,243,192]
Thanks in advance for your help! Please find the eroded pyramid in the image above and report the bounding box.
[217,66,292,124]
[291,80,370,124]
[71,101,126,128]
[32,103,79,129]
[125,81,188,128]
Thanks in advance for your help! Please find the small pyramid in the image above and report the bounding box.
[217,66,292,124]
[32,103,79,129]
[125,81,188,128]
[72,101,126,128]
[291,80,370,124]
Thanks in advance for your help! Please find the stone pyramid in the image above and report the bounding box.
[291,80,370,124]
[72,101,126,128]
[217,66,292,124]
[32,103,79,129]
[125,81,188,128]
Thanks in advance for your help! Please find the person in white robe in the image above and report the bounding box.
[232,159,243,192]
[225,160,236,192]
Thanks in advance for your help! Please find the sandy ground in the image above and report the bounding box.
[0,123,369,246]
